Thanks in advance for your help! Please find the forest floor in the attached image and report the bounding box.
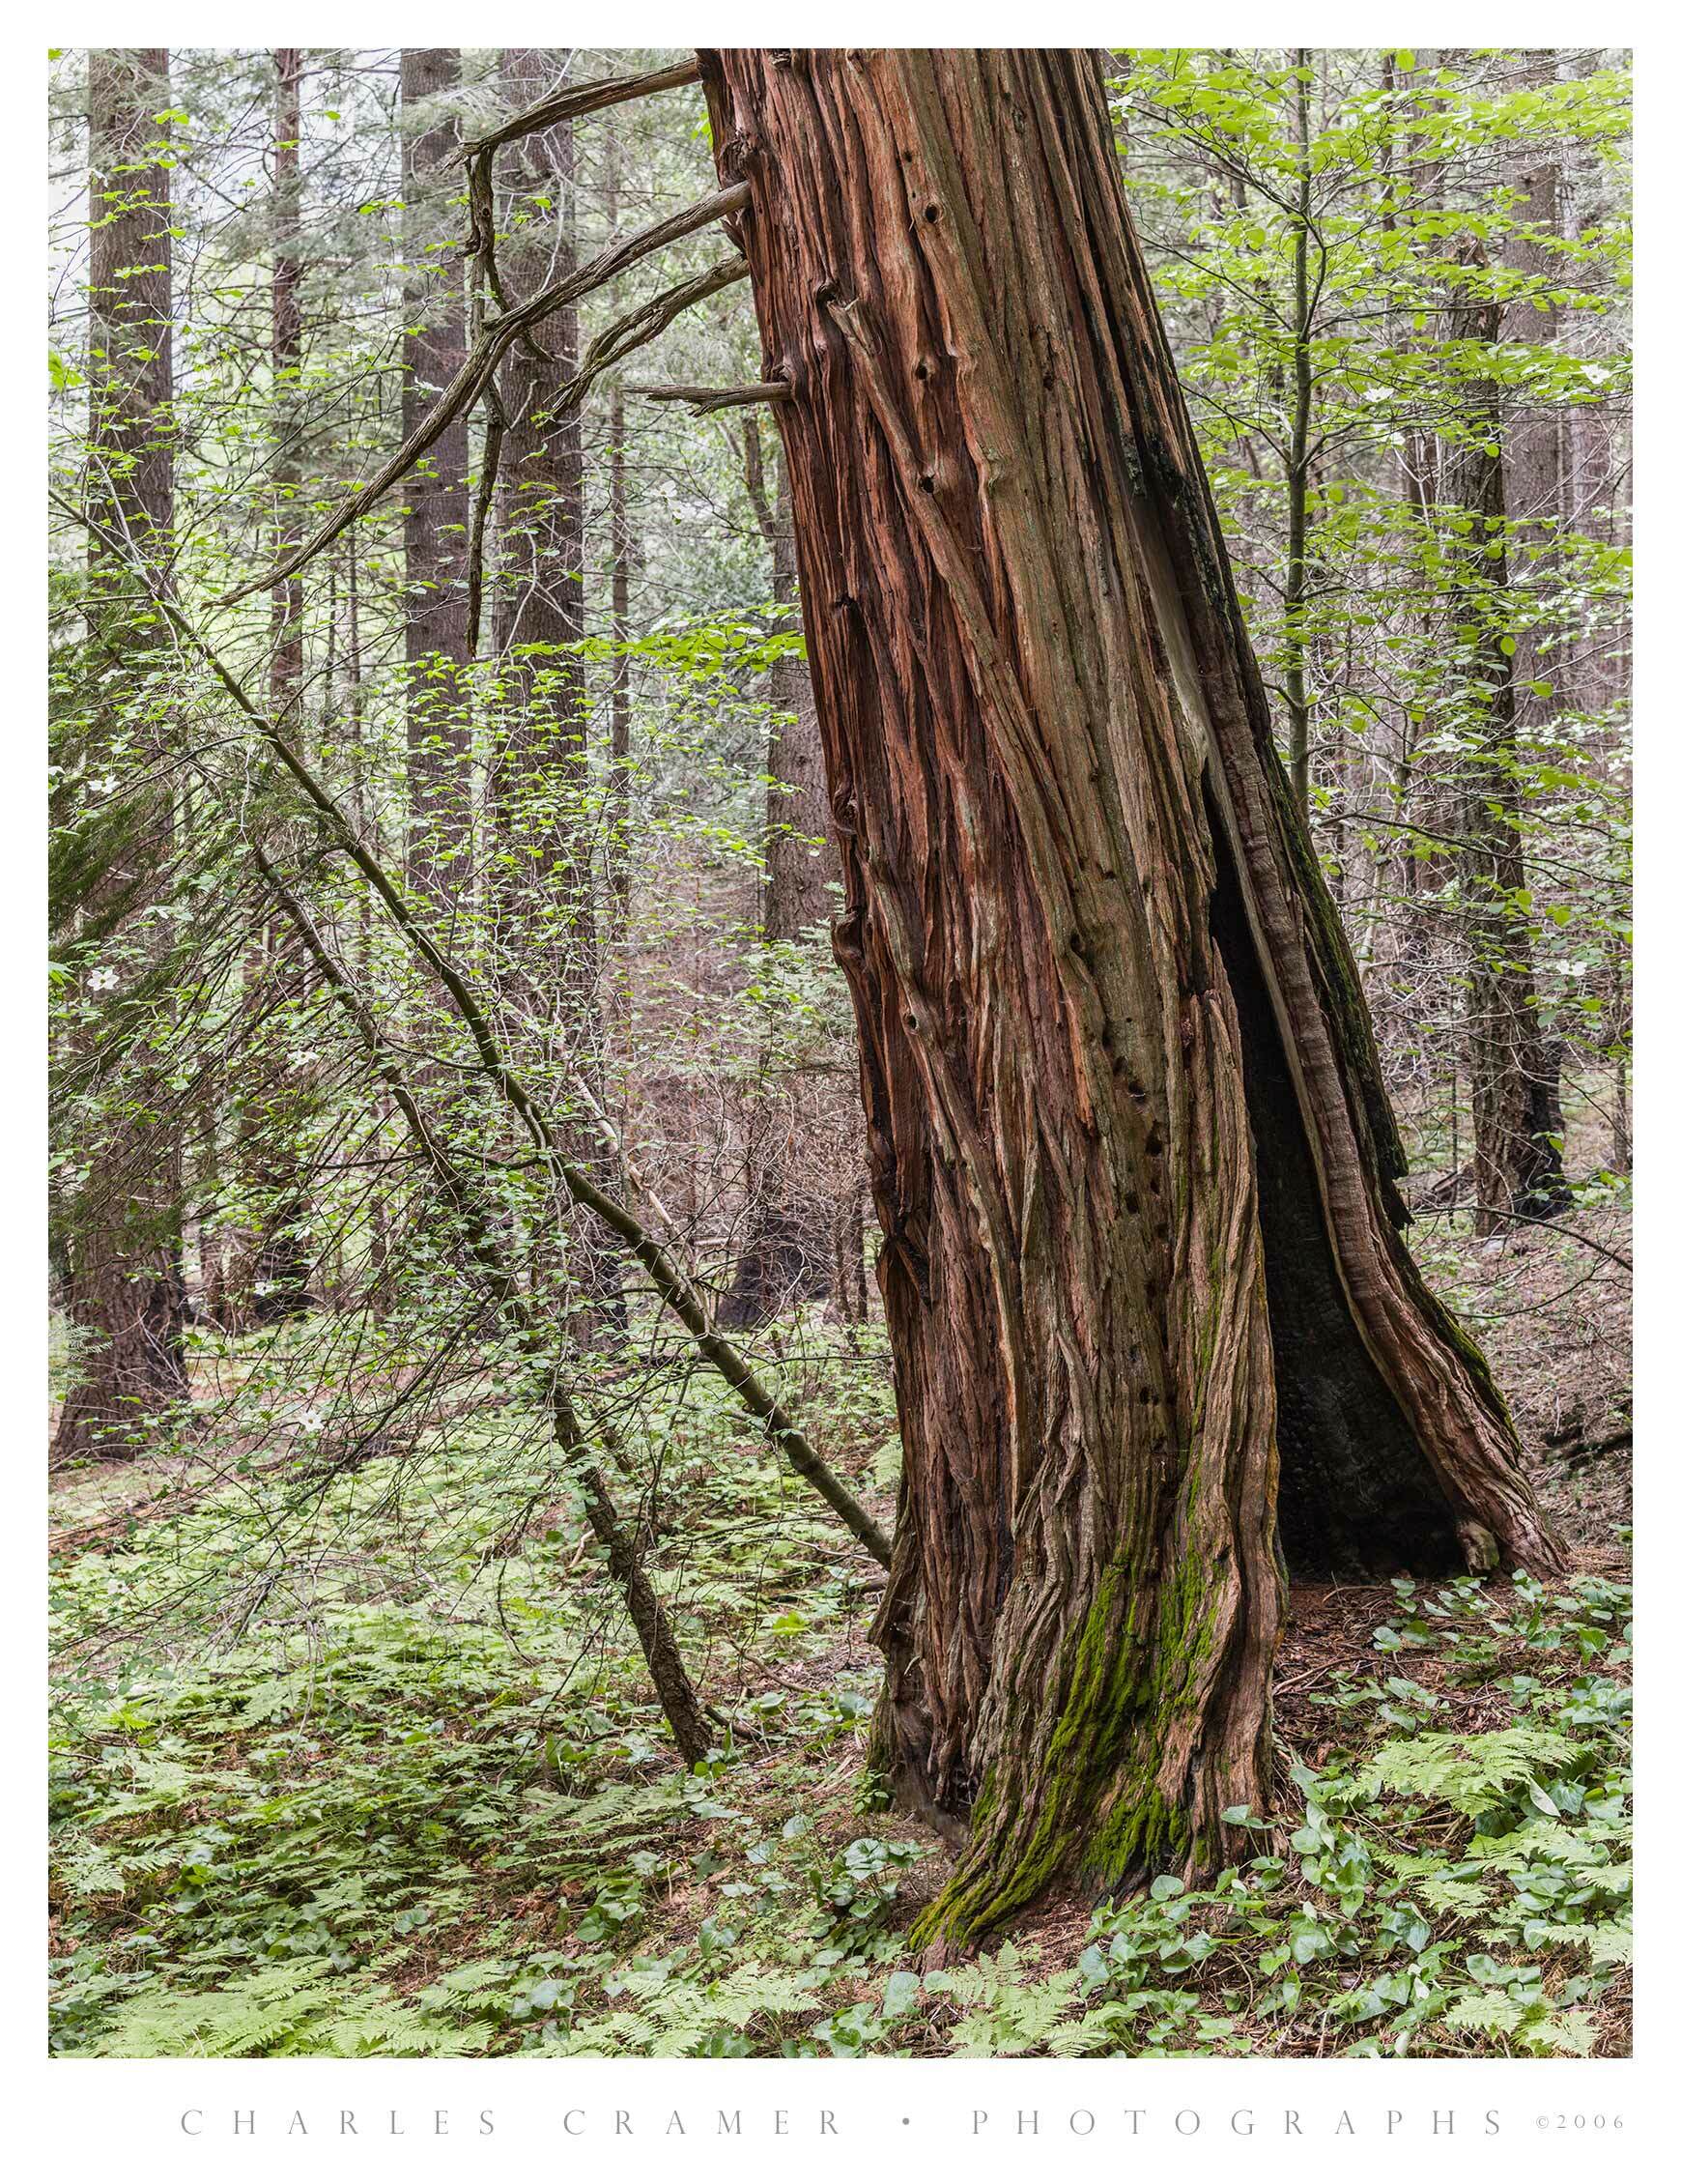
[47,1204,1631,2059]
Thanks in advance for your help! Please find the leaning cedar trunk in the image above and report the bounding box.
[54,49,189,1463]
[701,47,1558,1942]
[1442,265,1570,1232]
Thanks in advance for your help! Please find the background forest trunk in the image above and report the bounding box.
[702,43,1559,1941]
[239,44,316,1327]
[53,48,189,1463]
[1443,261,1571,1233]
[717,420,843,1328]
[400,48,471,899]
[491,45,622,1330]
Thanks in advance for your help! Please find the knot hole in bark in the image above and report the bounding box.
[715,130,758,187]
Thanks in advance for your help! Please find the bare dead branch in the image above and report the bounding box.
[633,381,792,416]
[459,58,701,167]
[215,186,750,607]
[463,63,703,325]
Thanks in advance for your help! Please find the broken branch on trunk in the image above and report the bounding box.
[215,188,750,607]
[633,381,792,416]
[461,58,701,168]
[462,59,704,312]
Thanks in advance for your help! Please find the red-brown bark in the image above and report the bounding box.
[700,45,1558,1940]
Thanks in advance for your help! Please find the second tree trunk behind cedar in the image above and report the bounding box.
[491,46,622,1330]
[1443,263,1570,1233]
[718,443,845,1329]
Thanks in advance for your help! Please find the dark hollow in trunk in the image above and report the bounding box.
[1205,793,1460,1578]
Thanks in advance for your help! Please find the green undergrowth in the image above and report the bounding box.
[49,1330,1630,2057]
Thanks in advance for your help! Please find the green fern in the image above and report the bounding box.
[1357,1726,1581,1814]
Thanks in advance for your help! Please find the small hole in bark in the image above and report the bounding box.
[919,473,936,494]
[924,203,941,223]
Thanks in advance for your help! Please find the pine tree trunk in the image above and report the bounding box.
[702,46,1558,1941]
[1443,265,1570,1233]
[400,49,471,896]
[53,48,189,1464]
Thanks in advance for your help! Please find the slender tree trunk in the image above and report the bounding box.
[253,846,710,1765]
[491,46,624,1330]
[53,48,188,1462]
[271,49,304,709]
[1500,89,1571,1189]
[1283,47,1315,812]
[607,383,633,949]
[1443,260,1570,1233]
[492,44,587,878]
[242,44,315,1326]
[400,49,472,896]
[702,45,1557,1942]
[718,421,842,1328]
[602,134,635,957]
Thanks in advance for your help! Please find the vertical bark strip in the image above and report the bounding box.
[700,46,1557,1941]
